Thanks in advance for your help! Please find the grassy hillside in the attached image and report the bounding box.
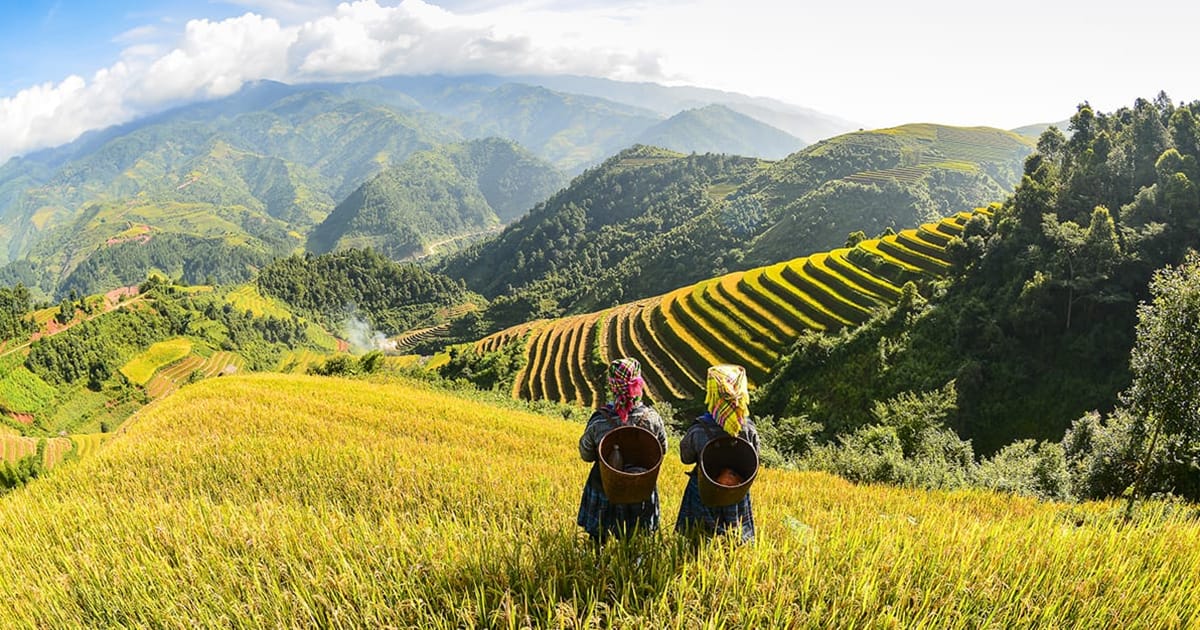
[471,208,977,406]
[0,373,1195,626]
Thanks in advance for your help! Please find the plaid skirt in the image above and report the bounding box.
[674,470,755,542]
[576,463,660,541]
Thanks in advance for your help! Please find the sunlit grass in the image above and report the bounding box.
[0,374,1196,627]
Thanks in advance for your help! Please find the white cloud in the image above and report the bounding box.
[113,24,161,43]
[0,0,671,164]
[136,13,295,104]
[0,66,134,160]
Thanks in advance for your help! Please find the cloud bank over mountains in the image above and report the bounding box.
[0,0,668,164]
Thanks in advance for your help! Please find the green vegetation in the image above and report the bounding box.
[751,95,1200,498]
[0,285,34,341]
[0,355,57,414]
[440,147,770,326]
[57,234,272,299]
[225,284,292,319]
[3,278,335,436]
[257,248,477,337]
[0,374,1197,626]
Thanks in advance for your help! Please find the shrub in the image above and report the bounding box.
[978,439,1071,500]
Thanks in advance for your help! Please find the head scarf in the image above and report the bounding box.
[704,364,749,436]
[607,358,644,423]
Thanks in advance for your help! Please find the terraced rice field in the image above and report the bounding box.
[30,307,59,327]
[199,352,244,377]
[476,320,544,354]
[1,374,1197,626]
[478,209,989,404]
[144,351,245,399]
[304,323,340,352]
[0,435,75,468]
[120,338,193,386]
[391,324,451,354]
[844,166,928,185]
[384,355,421,370]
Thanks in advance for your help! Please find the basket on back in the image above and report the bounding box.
[698,435,758,507]
[598,425,664,503]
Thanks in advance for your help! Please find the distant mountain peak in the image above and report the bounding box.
[635,104,806,159]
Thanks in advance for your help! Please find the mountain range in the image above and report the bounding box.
[0,74,859,299]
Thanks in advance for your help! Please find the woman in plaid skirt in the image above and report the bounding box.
[675,364,759,543]
[576,358,668,543]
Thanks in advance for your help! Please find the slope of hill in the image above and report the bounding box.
[445,125,1032,326]
[371,78,661,171]
[752,96,1200,457]
[0,372,1195,626]
[1011,120,1071,138]
[0,280,340,437]
[469,208,977,408]
[634,104,805,159]
[438,146,769,318]
[307,138,566,259]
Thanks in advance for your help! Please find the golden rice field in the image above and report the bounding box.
[119,338,193,386]
[0,373,1196,627]
[491,209,985,405]
[0,435,75,468]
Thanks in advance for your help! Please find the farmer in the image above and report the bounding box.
[577,357,668,543]
[675,364,759,542]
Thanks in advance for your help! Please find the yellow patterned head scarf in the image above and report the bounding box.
[705,364,749,436]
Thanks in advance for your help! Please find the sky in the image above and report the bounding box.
[1,0,1198,164]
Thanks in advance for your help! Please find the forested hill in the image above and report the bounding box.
[443,124,1033,328]
[441,95,1200,505]
[307,138,566,260]
[257,248,477,337]
[756,95,1200,462]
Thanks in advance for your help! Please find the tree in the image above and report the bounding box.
[1041,206,1122,330]
[1124,253,1200,509]
[1128,253,1200,438]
